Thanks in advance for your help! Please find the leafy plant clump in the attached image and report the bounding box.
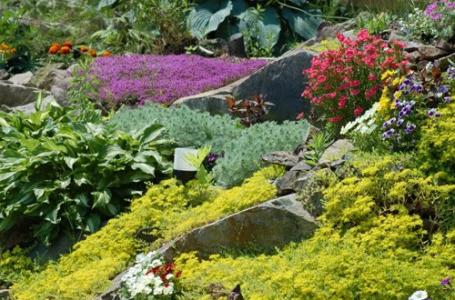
[110,104,310,187]
[11,166,281,300]
[0,99,174,246]
[89,54,266,105]
[187,0,322,55]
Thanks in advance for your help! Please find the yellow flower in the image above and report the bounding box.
[393,91,403,100]
[378,87,390,112]
[381,70,397,81]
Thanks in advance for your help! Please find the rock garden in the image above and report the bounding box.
[0,0,454,299]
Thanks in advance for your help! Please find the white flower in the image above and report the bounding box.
[150,259,163,268]
[163,283,174,295]
[165,273,174,280]
[408,290,428,300]
[153,285,164,295]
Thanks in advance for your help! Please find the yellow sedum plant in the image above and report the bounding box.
[12,166,283,300]
[175,154,455,299]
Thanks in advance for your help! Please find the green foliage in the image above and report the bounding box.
[187,0,322,55]
[0,247,39,288]
[93,0,192,54]
[303,38,340,53]
[0,98,174,246]
[110,104,310,186]
[11,166,281,300]
[419,102,455,184]
[304,130,333,166]
[356,12,396,35]
[175,154,455,300]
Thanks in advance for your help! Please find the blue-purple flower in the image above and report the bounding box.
[428,108,441,117]
[405,123,417,134]
[440,276,452,287]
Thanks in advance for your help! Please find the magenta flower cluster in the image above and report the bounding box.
[424,0,455,20]
[90,54,267,104]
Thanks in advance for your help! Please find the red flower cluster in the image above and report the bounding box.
[302,29,407,127]
[146,262,181,287]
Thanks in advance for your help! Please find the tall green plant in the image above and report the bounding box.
[187,0,322,55]
[0,97,174,246]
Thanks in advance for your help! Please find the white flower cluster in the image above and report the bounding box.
[408,290,429,300]
[119,251,176,299]
[340,102,379,135]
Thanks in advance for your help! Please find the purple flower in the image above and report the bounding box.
[89,54,267,105]
[427,108,441,117]
[448,66,455,79]
[382,128,395,139]
[410,84,423,93]
[383,117,396,128]
[444,96,451,103]
[405,123,417,134]
[440,276,452,287]
[437,85,449,95]
[397,118,404,126]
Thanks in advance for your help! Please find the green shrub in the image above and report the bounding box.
[12,166,282,300]
[0,99,174,246]
[419,102,455,184]
[111,104,310,187]
[175,154,455,299]
[0,247,39,288]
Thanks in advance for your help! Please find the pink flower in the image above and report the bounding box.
[317,75,327,84]
[338,95,348,108]
[354,106,364,117]
[296,112,305,120]
[365,86,378,99]
[328,116,343,123]
[350,89,360,96]
[368,74,377,81]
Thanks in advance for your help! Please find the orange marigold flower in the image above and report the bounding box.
[63,41,73,48]
[79,46,89,53]
[60,46,71,55]
[88,49,97,57]
[48,44,61,54]
[100,50,112,57]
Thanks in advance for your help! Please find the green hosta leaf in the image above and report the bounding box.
[97,0,117,10]
[64,157,78,169]
[232,0,248,17]
[131,163,155,176]
[92,190,112,209]
[85,214,101,233]
[187,0,233,40]
[282,8,321,40]
[240,7,281,49]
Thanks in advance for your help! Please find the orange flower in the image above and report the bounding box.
[63,41,73,49]
[88,49,97,57]
[79,46,89,53]
[100,50,112,57]
[48,43,61,54]
[60,46,71,55]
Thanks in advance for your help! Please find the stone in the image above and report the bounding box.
[10,95,55,114]
[160,193,317,260]
[174,47,315,121]
[0,289,9,299]
[0,69,9,80]
[316,18,357,41]
[99,194,317,299]
[0,81,44,107]
[232,49,314,121]
[436,53,455,70]
[417,45,449,60]
[29,63,66,90]
[7,71,33,86]
[275,170,301,195]
[228,33,247,58]
[318,139,354,166]
[262,151,300,168]
[291,160,312,172]
[171,88,231,115]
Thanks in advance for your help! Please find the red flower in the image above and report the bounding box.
[60,46,71,55]
[48,43,60,54]
[338,95,348,109]
[296,112,305,120]
[328,116,343,123]
[354,106,364,117]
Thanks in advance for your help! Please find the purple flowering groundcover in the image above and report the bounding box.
[90,54,267,105]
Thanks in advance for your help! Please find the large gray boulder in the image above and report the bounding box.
[0,81,43,108]
[99,194,317,300]
[7,71,33,86]
[172,49,315,121]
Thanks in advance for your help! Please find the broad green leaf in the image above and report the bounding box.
[92,190,112,209]
[131,163,155,176]
[187,0,233,40]
[64,157,78,169]
[85,214,101,233]
[44,204,62,224]
[239,7,281,49]
[282,8,321,40]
